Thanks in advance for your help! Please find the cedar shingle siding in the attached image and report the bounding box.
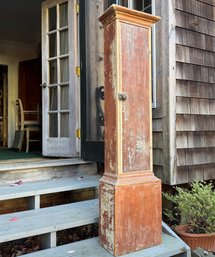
[153,0,215,184]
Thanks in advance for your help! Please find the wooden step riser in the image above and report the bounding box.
[0,162,97,184]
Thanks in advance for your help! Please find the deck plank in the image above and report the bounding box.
[0,199,98,243]
[0,175,100,201]
[22,234,187,257]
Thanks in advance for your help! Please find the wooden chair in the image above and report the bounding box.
[13,99,40,153]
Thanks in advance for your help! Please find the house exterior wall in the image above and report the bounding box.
[153,0,175,184]
[175,0,215,184]
[83,0,215,185]
[153,0,215,185]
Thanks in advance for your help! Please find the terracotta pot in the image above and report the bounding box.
[175,225,215,251]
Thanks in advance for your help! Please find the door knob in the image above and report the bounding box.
[40,83,47,88]
[118,92,127,101]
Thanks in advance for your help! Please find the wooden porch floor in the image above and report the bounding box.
[0,148,42,162]
[0,157,97,184]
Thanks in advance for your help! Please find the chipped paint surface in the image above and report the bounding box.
[99,182,115,254]
[121,23,151,173]
[99,5,161,257]
[115,181,162,256]
[104,21,117,176]
[99,178,162,256]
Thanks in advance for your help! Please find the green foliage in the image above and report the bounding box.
[163,181,215,234]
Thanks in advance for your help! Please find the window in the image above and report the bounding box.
[105,0,157,108]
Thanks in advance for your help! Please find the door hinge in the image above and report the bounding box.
[76,128,81,138]
[76,66,81,77]
[76,4,80,14]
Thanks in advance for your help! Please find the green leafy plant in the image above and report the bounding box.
[163,181,215,234]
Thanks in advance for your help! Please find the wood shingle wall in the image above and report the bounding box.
[175,0,215,183]
[153,1,171,184]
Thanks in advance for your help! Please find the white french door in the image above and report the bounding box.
[42,0,79,157]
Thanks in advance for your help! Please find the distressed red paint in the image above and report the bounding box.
[121,23,150,172]
[104,21,117,177]
[99,5,161,257]
[114,180,161,255]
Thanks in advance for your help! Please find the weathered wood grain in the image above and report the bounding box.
[153,149,164,166]
[197,0,215,7]
[177,148,215,166]
[173,0,215,184]
[177,131,215,148]
[176,0,214,20]
[153,132,163,149]
[176,114,215,131]
[176,45,215,67]
[175,10,215,36]
[152,118,163,132]
[176,81,215,99]
[151,1,175,185]
[176,63,215,83]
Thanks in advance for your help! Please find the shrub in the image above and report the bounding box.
[163,181,215,234]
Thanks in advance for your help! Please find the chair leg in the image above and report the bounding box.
[18,131,24,152]
[26,128,29,153]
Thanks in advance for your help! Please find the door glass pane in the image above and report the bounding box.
[144,5,151,13]
[60,113,69,137]
[136,1,143,10]
[119,0,128,6]
[49,87,58,111]
[61,85,69,110]
[60,58,69,82]
[60,2,68,28]
[49,33,57,57]
[49,60,57,84]
[60,30,68,55]
[144,0,151,7]
[105,0,116,9]
[49,6,57,31]
[49,113,58,137]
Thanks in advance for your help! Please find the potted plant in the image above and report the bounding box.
[163,181,215,250]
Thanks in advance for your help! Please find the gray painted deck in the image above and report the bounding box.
[0,161,190,257]
[0,199,98,244]
[0,175,100,201]
[22,234,188,257]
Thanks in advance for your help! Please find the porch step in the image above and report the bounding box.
[0,158,97,183]
[0,175,100,209]
[0,199,98,247]
[22,233,189,257]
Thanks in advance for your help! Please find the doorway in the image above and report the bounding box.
[0,0,43,154]
[0,0,80,160]
[0,65,8,147]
